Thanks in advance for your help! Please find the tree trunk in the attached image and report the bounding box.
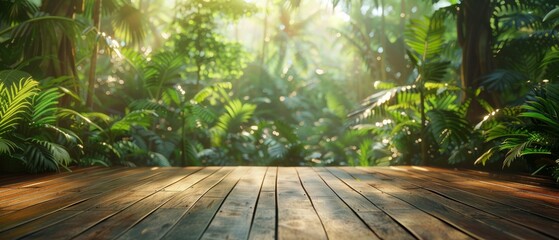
[458,0,494,122]
[86,0,101,110]
[39,1,80,88]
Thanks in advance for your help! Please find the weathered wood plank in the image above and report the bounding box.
[410,166,559,197]
[21,210,116,240]
[162,167,250,240]
[118,167,244,240]
[74,191,177,239]
[0,166,558,239]
[126,168,199,192]
[314,167,414,240]
[201,167,267,240]
[161,197,224,240]
[163,167,219,192]
[162,167,234,208]
[0,191,99,232]
[116,208,184,240]
[363,167,557,239]
[248,192,276,240]
[0,191,72,210]
[276,167,327,240]
[297,167,378,239]
[0,167,109,188]
[1,168,147,211]
[0,210,81,239]
[248,167,277,240]
[334,167,472,240]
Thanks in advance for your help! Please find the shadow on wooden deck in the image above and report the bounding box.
[0,166,558,239]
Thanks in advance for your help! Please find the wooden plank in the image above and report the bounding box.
[0,210,13,217]
[364,167,558,239]
[74,191,177,239]
[161,197,224,240]
[0,210,81,239]
[276,167,327,240]
[93,191,155,211]
[79,168,163,193]
[1,169,146,210]
[427,187,559,237]
[0,167,108,188]
[162,167,250,240]
[0,191,99,232]
[163,167,219,191]
[248,192,276,240]
[248,167,277,240]
[313,197,380,239]
[127,168,199,192]
[64,170,167,211]
[16,168,123,189]
[117,168,239,240]
[162,167,234,208]
[21,210,116,240]
[201,167,267,240]
[0,190,71,210]
[403,167,559,212]
[260,166,277,192]
[457,167,559,188]
[0,188,36,199]
[314,167,414,240]
[116,208,184,240]
[332,167,472,240]
[410,167,559,197]
[297,167,378,239]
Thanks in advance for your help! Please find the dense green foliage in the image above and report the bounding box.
[1,0,558,181]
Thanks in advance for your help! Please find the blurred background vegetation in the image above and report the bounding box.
[1,0,559,181]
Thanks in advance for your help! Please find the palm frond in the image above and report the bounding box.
[0,0,38,25]
[143,52,184,99]
[273,120,299,144]
[193,82,232,104]
[30,88,61,127]
[189,104,217,125]
[421,60,450,83]
[210,100,256,146]
[481,69,527,92]
[58,109,108,133]
[111,3,147,45]
[348,84,418,120]
[405,16,446,60]
[0,77,38,136]
[427,109,471,148]
[110,110,158,134]
[0,138,19,154]
[23,138,66,173]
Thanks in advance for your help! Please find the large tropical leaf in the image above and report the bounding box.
[143,52,184,99]
[110,110,158,134]
[405,17,445,60]
[427,108,471,148]
[211,100,256,146]
[24,138,71,173]
[30,88,61,127]
[0,78,38,136]
[0,0,38,25]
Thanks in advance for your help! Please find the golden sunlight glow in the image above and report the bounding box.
[411,166,429,171]
[389,166,408,172]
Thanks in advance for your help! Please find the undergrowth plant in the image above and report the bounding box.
[476,83,559,180]
[0,71,76,172]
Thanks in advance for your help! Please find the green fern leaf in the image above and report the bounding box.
[0,78,38,136]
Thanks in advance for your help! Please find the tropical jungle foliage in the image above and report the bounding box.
[1,0,559,181]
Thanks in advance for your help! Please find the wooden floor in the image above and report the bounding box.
[0,166,558,239]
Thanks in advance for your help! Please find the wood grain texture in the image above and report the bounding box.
[0,166,558,239]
